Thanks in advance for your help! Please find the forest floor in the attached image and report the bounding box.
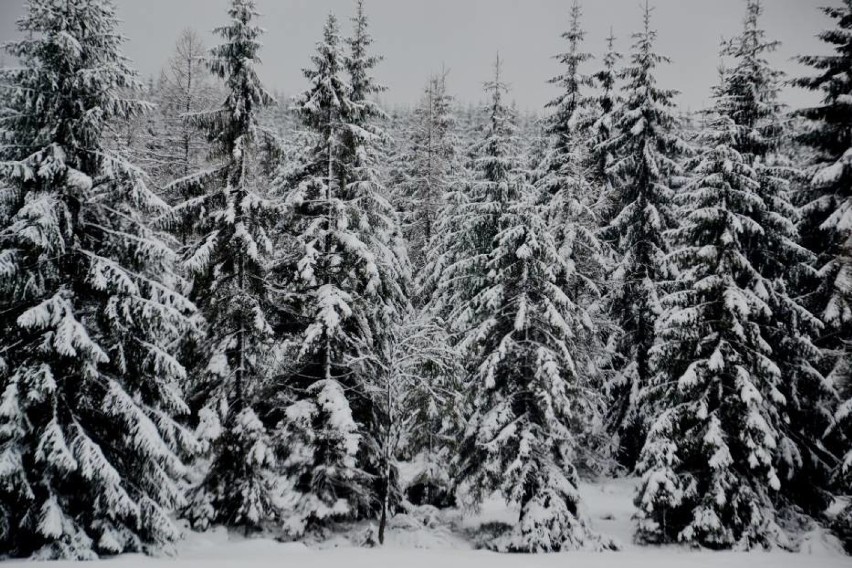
[10,478,850,567]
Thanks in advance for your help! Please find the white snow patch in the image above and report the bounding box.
[7,479,848,567]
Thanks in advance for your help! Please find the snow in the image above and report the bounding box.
[37,497,64,539]
[8,478,846,567]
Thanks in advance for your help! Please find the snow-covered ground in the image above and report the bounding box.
[10,479,849,567]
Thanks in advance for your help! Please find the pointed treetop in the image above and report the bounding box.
[634,1,664,66]
[298,13,349,123]
[323,12,340,47]
[594,27,622,92]
[200,0,272,158]
[545,0,594,142]
[567,0,587,47]
[619,2,678,108]
[348,0,384,98]
[346,0,385,126]
[485,53,510,112]
[209,0,270,94]
[718,0,783,158]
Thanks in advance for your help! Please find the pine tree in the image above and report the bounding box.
[601,3,688,468]
[0,0,197,558]
[171,0,280,532]
[635,0,834,548]
[274,12,407,537]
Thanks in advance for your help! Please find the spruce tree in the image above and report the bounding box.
[835,395,852,550]
[544,0,594,164]
[584,29,622,219]
[447,57,605,552]
[399,72,459,270]
[635,0,834,548]
[274,12,407,537]
[536,1,610,474]
[394,74,463,508]
[458,194,607,552]
[0,0,197,558]
[423,56,513,328]
[793,0,852,501]
[722,0,834,515]
[601,3,687,468]
[346,0,383,110]
[171,0,280,532]
[538,0,597,254]
[794,0,852,385]
[344,2,413,533]
[635,99,792,550]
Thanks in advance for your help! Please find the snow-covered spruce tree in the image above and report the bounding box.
[0,0,197,558]
[344,2,414,534]
[579,33,624,468]
[794,0,852,490]
[398,71,459,270]
[794,0,852,386]
[393,74,465,506]
[544,0,594,173]
[600,4,688,469]
[170,0,280,532]
[635,98,793,550]
[274,12,407,537]
[835,395,852,550]
[536,1,610,474]
[721,0,834,516]
[448,58,605,552]
[635,1,834,547]
[422,56,514,329]
[537,0,597,263]
[583,29,622,221]
[345,0,383,111]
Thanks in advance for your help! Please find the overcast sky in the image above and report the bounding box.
[0,0,837,112]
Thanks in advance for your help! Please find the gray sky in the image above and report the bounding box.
[0,0,837,112]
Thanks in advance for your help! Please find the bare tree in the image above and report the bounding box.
[156,28,219,189]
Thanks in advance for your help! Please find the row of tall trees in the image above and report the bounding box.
[1,0,851,559]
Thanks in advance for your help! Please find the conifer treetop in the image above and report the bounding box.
[546,0,594,144]
[721,0,783,159]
